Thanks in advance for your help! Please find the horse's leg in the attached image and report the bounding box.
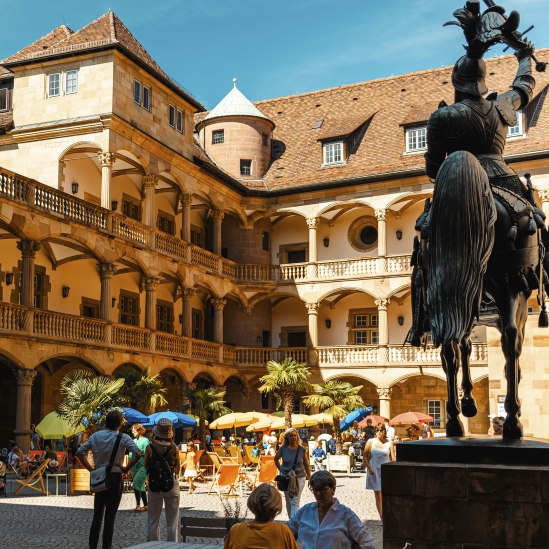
[441,340,464,436]
[499,291,526,439]
[460,334,477,417]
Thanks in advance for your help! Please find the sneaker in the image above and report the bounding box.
[134,506,142,512]
[141,505,148,512]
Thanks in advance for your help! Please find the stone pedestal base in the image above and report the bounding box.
[382,437,549,548]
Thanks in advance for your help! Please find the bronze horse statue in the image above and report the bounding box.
[409,0,547,439]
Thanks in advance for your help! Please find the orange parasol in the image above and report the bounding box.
[389,411,433,426]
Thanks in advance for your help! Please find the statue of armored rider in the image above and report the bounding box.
[408,0,548,346]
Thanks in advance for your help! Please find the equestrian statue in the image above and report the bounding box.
[408,0,548,439]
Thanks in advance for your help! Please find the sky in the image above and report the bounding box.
[1,0,548,109]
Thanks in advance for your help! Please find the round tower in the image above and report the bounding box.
[196,79,275,181]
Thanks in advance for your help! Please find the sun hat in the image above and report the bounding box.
[153,418,174,443]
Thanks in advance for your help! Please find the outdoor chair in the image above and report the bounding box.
[244,445,259,467]
[213,446,228,458]
[14,458,50,496]
[209,462,241,497]
[180,515,230,542]
[206,451,224,493]
[253,455,277,488]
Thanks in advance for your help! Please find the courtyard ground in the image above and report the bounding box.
[1,473,383,549]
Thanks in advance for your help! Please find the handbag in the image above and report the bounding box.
[90,433,122,493]
[275,446,302,492]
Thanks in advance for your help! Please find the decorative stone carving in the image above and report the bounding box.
[306,302,319,314]
[375,298,390,310]
[306,217,318,229]
[374,209,387,221]
[377,387,392,400]
[17,240,41,258]
[212,298,227,310]
[98,152,116,167]
[16,368,37,385]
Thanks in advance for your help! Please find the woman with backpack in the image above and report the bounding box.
[144,418,181,542]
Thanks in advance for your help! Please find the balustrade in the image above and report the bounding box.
[191,246,219,273]
[386,254,412,273]
[221,258,237,279]
[111,324,151,350]
[154,232,187,260]
[280,263,307,281]
[235,264,280,282]
[112,214,152,246]
[155,332,189,356]
[33,310,104,342]
[316,258,378,279]
[0,302,27,332]
[235,347,308,366]
[317,346,379,366]
[191,339,220,362]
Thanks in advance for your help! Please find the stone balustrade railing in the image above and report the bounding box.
[0,302,488,368]
[0,167,413,284]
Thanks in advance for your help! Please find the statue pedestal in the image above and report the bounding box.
[382,436,549,548]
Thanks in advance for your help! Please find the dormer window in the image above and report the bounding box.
[405,126,427,152]
[508,111,524,138]
[323,141,344,165]
[212,129,224,144]
[0,88,10,111]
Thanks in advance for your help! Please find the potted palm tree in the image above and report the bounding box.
[115,366,167,415]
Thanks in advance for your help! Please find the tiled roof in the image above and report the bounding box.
[0,12,203,111]
[195,49,549,192]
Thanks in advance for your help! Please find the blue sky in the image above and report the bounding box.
[1,0,548,109]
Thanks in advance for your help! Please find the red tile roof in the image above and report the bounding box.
[0,12,203,111]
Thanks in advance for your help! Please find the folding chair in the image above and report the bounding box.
[209,463,241,497]
[213,446,228,458]
[193,449,207,482]
[253,455,278,488]
[14,459,50,496]
[244,446,259,468]
[207,452,224,494]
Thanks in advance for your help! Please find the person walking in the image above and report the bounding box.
[363,423,395,521]
[311,441,327,471]
[183,441,198,494]
[144,418,181,542]
[77,410,141,549]
[274,428,311,519]
[131,424,150,511]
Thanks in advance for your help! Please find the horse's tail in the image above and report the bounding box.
[427,151,496,346]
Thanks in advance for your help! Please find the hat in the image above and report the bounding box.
[153,418,174,442]
[221,436,226,442]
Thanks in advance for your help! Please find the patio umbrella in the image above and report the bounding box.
[357,414,388,428]
[120,407,148,424]
[147,411,197,428]
[246,414,318,432]
[35,412,84,439]
[389,411,433,426]
[309,412,334,425]
[317,433,333,441]
[209,412,267,430]
[339,407,373,431]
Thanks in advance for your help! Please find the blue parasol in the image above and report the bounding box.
[339,407,373,431]
[147,411,197,428]
[121,408,149,424]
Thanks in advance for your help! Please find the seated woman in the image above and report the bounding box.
[288,470,375,549]
[8,444,29,477]
[224,483,297,549]
[42,445,60,473]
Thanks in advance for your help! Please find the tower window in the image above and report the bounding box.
[212,129,224,144]
[240,159,252,176]
[262,133,268,146]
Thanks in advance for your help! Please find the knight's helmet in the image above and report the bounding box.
[452,54,488,96]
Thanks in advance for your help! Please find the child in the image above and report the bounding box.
[184,441,198,494]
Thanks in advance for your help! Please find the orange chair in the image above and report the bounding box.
[244,446,259,467]
[209,463,241,497]
[253,455,278,488]
[14,459,50,496]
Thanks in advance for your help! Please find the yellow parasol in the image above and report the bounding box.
[35,411,84,439]
[246,414,318,432]
[209,411,267,430]
[309,412,334,425]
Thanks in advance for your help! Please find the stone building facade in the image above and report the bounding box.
[1,11,548,451]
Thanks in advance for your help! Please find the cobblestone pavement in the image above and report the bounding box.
[1,473,383,549]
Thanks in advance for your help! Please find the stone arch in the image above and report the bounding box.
[321,373,380,417]
[0,353,24,447]
[316,199,376,218]
[39,232,108,264]
[317,286,377,304]
[0,217,31,240]
[113,251,154,278]
[58,141,102,160]
[113,362,144,378]
[388,371,447,387]
[387,282,412,299]
[192,371,220,388]
[223,206,249,228]
[114,147,149,174]
[385,190,433,211]
[223,375,251,412]
[158,367,185,411]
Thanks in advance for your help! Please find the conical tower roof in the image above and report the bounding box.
[201,79,274,127]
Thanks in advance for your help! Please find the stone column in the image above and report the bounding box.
[375,209,387,273]
[142,175,158,227]
[377,387,392,420]
[144,277,159,330]
[375,298,389,364]
[98,263,115,321]
[180,193,192,242]
[98,152,116,210]
[212,298,227,343]
[17,240,41,307]
[306,217,318,279]
[307,302,319,366]
[538,188,549,221]
[182,288,195,337]
[14,369,37,453]
[212,209,224,255]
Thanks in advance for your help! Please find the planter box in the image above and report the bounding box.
[69,467,90,495]
[327,454,351,473]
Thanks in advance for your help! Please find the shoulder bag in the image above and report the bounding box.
[90,433,122,493]
[275,446,302,492]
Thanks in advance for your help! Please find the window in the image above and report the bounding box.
[406,126,427,152]
[212,129,224,144]
[142,86,151,111]
[508,112,524,137]
[190,225,204,247]
[0,88,10,111]
[262,133,268,146]
[120,291,139,326]
[240,159,252,176]
[348,310,378,345]
[134,80,142,104]
[261,392,270,410]
[81,298,100,319]
[156,300,174,333]
[176,109,184,133]
[427,400,443,428]
[134,79,151,111]
[65,70,78,94]
[323,141,343,165]
[122,195,141,221]
[157,210,175,235]
[262,231,270,252]
[348,216,379,252]
[192,309,203,339]
[33,269,47,309]
[169,105,175,128]
[48,73,61,97]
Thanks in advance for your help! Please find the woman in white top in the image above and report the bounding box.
[363,423,395,520]
[288,470,375,549]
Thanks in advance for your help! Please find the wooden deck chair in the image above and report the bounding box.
[254,455,277,488]
[207,452,224,494]
[213,446,227,458]
[193,449,207,482]
[178,451,187,481]
[210,463,241,497]
[244,445,259,467]
[14,459,50,496]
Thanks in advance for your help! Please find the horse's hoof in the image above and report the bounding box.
[446,418,464,437]
[503,419,523,439]
[461,397,477,418]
